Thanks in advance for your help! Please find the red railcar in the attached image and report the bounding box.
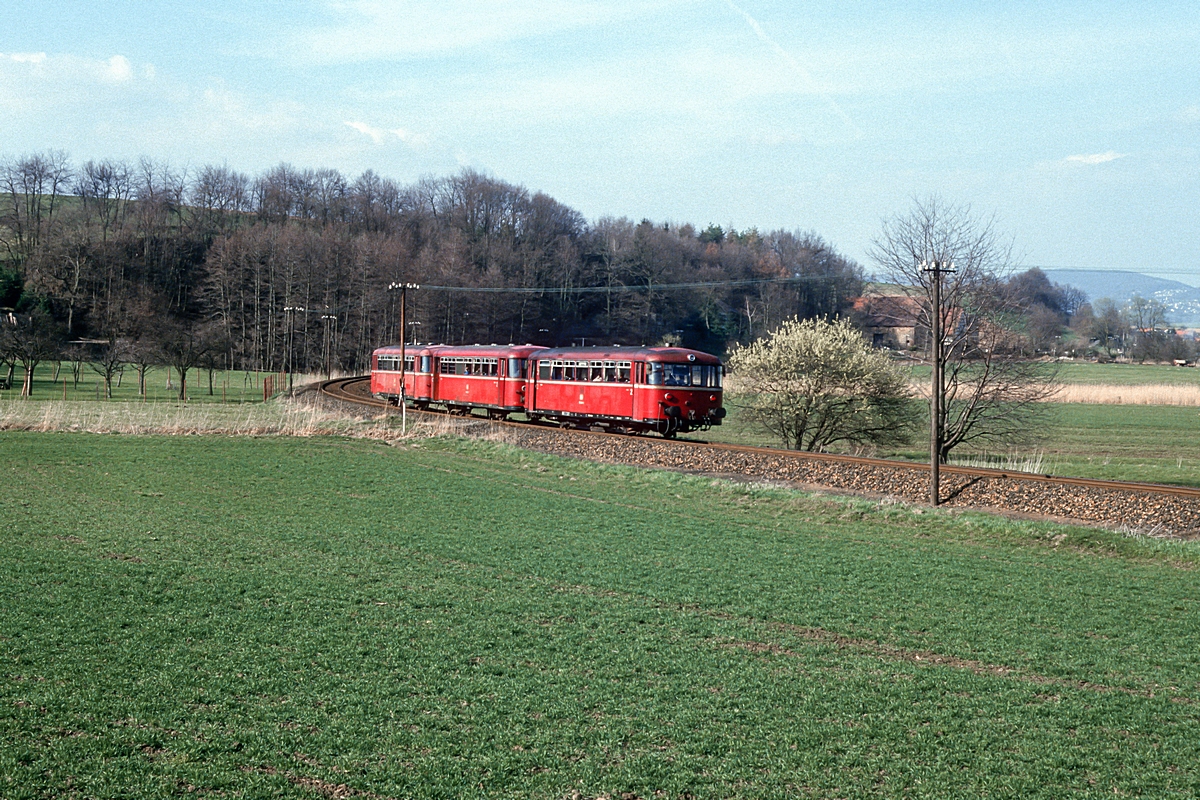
[428,344,546,418]
[526,346,724,436]
[372,344,546,419]
[370,344,444,405]
[370,343,724,436]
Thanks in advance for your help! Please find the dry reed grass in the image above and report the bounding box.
[907,381,1200,406]
[948,450,1055,475]
[1045,383,1200,406]
[0,396,509,445]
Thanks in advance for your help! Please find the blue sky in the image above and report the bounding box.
[2,1,1198,285]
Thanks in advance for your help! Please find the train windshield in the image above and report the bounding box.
[646,363,723,388]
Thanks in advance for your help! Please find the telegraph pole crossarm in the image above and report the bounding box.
[920,260,955,506]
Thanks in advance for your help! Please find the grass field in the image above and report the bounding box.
[0,363,322,405]
[697,401,1200,487]
[3,432,1200,797]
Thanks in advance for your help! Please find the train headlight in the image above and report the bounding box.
[664,393,676,402]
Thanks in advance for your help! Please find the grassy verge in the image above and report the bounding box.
[3,432,1200,797]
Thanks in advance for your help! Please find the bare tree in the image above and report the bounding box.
[0,308,63,396]
[76,159,134,244]
[871,198,1057,461]
[159,319,214,402]
[88,338,132,399]
[0,151,73,273]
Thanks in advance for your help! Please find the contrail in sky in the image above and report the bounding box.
[720,0,863,139]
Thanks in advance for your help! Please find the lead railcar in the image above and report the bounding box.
[525,346,725,437]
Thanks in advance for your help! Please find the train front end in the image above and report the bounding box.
[639,348,726,436]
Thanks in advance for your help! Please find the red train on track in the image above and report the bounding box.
[370,343,725,437]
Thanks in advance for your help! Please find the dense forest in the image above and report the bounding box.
[0,152,863,376]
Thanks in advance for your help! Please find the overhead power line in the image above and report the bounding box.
[414,276,833,294]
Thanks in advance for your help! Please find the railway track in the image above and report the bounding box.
[317,375,1200,536]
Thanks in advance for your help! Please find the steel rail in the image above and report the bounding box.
[317,376,1200,501]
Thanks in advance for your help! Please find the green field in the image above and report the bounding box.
[697,400,1200,487]
[0,362,312,405]
[4,432,1200,798]
[1044,361,1200,386]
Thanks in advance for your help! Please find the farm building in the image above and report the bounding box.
[851,294,926,350]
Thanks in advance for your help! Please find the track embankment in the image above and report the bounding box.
[313,377,1200,537]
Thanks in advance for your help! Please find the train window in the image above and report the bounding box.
[692,365,703,386]
[646,363,662,385]
[420,356,431,373]
[405,356,415,372]
[661,364,692,386]
[508,358,526,379]
[617,362,631,383]
[591,363,605,382]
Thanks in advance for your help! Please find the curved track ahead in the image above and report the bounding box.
[318,375,1200,505]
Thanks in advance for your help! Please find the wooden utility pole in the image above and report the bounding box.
[388,283,419,433]
[921,260,954,506]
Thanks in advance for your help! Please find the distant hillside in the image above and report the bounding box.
[1043,269,1200,327]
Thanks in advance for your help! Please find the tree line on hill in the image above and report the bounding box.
[2,151,1194,402]
[0,151,863,393]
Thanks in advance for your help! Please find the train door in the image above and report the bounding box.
[632,361,653,421]
[489,357,502,408]
[607,360,634,419]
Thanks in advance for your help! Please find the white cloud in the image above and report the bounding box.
[5,52,48,65]
[391,127,430,148]
[1064,151,1126,165]
[0,51,147,88]
[345,120,385,144]
[103,55,133,83]
[300,0,678,61]
[344,120,430,148]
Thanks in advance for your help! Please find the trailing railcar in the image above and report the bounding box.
[371,344,443,405]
